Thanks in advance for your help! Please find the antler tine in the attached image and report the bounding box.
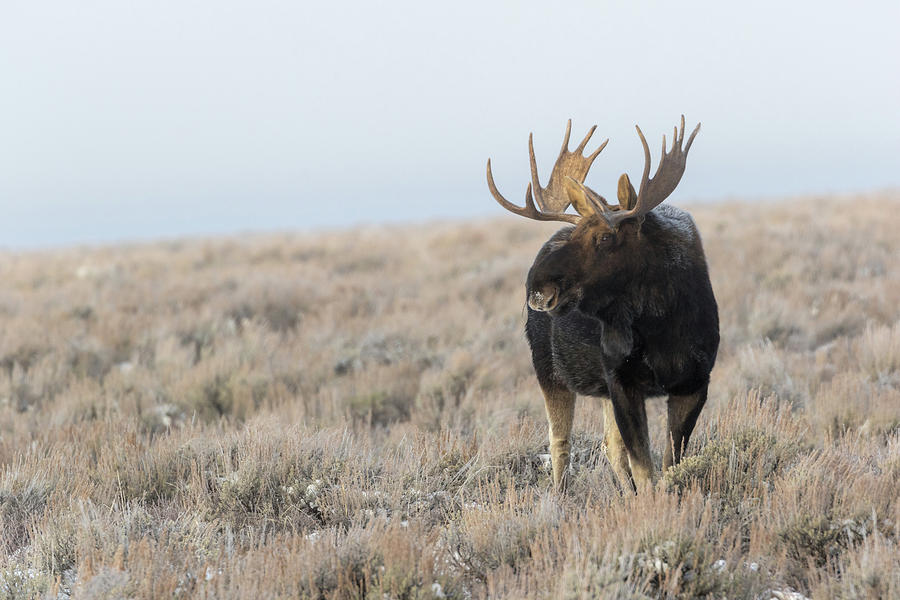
[557,119,573,158]
[486,159,581,225]
[574,124,598,154]
[588,138,609,162]
[684,117,701,153]
[608,115,700,228]
[528,133,547,211]
[636,124,652,195]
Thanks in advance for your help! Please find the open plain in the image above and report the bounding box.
[1,193,899,599]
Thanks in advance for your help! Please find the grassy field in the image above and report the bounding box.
[1,192,899,599]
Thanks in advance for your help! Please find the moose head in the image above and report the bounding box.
[487,116,700,316]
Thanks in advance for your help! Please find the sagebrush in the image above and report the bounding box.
[1,192,898,599]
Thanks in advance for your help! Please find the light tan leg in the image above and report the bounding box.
[664,386,708,470]
[541,385,576,491]
[602,396,633,490]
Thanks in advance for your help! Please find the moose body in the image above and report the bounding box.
[527,206,718,400]
[487,116,719,490]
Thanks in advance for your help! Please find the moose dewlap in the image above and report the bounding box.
[486,116,719,492]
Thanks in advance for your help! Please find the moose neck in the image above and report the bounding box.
[579,238,649,320]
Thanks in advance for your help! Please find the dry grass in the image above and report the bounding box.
[1,191,898,599]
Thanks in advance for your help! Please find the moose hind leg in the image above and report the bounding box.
[664,385,708,470]
[540,383,576,491]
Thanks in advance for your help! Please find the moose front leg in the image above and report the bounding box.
[607,379,655,491]
[539,383,576,491]
[602,396,633,491]
[664,385,708,470]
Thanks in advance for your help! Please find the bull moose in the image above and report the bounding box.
[486,116,719,491]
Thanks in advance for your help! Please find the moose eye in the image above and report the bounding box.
[599,233,612,243]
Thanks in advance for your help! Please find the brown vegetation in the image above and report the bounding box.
[1,192,898,599]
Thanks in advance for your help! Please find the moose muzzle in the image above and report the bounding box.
[528,284,559,312]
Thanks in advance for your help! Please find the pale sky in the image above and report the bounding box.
[2,1,899,248]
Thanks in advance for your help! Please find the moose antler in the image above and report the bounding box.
[486,120,608,224]
[606,115,700,228]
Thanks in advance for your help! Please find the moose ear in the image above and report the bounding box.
[617,173,637,211]
[563,178,596,218]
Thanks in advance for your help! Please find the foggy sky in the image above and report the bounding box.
[2,1,899,248]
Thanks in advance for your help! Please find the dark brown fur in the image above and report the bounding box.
[525,204,719,490]
[487,117,715,490]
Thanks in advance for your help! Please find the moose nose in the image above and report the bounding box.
[528,285,558,312]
